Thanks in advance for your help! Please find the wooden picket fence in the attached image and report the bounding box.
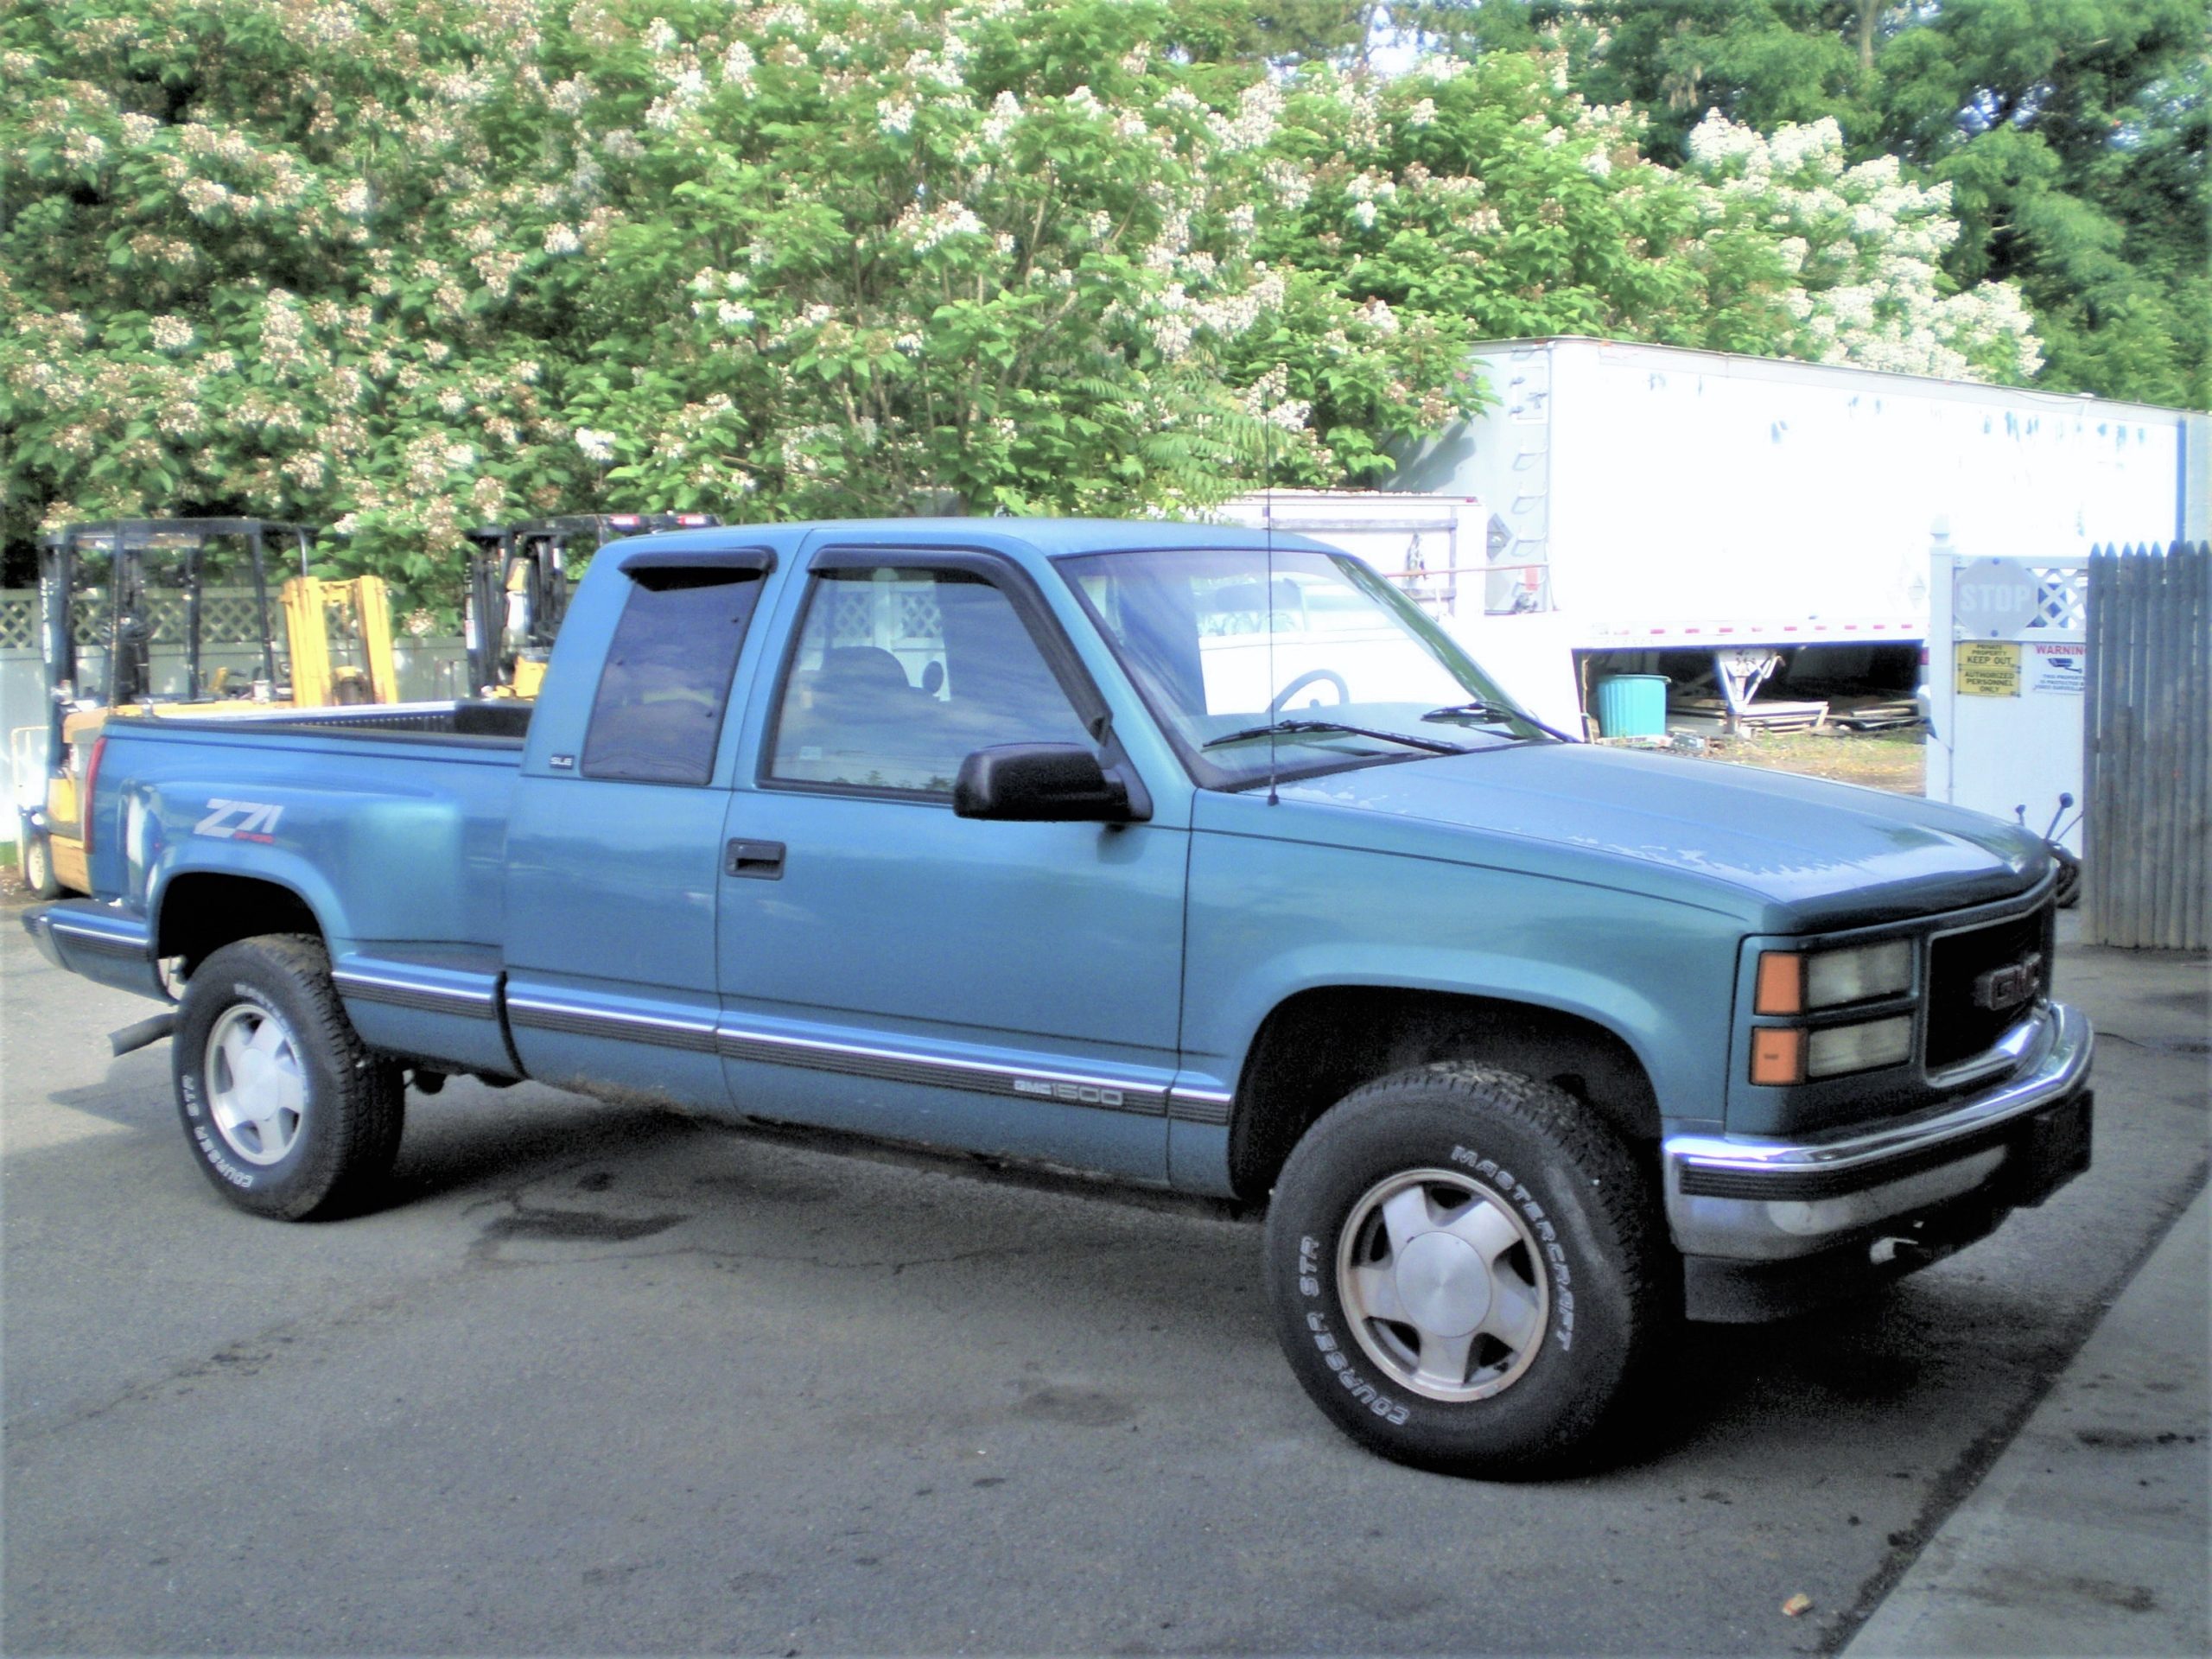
[2083,541,2209,950]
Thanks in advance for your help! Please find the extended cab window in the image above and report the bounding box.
[767,564,1091,795]
[581,567,764,785]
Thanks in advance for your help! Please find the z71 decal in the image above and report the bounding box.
[194,799,286,843]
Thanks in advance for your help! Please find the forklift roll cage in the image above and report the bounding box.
[464,512,718,695]
[35,518,310,775]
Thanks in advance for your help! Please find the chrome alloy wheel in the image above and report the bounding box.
[1335,1168,1550,1403]
[204,1003,307,1166]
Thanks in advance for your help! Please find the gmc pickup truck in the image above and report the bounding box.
[26,518,2093,1475]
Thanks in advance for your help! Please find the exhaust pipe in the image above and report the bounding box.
[109,1013,177,1058]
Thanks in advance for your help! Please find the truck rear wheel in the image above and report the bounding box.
[172,935,404,1220]
[1262,1063,1668,1477]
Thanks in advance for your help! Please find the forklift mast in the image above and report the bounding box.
[464,512,718,695]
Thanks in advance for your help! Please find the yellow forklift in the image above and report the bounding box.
[13,519,399,896]
[464,512,717,696]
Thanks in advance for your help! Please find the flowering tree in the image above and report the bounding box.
[1,0,2044,597]
[556,0,1471,515]
[1248,49,2041,395]
[1680,111,2041,381]
[1461,0,2205,407]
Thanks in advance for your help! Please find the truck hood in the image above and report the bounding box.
[1271,741,2049,929]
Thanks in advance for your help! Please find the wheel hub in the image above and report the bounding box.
[205,1003,306,1166]
[1394,1230,1492,1337]
[1336,1166,1550,1404]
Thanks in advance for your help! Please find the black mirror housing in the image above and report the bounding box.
[953,743,1143,823]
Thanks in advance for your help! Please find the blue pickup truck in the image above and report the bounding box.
[26,518,2093,1474]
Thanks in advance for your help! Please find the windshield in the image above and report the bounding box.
[1058,544,1551,789]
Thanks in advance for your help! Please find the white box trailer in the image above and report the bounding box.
[1210,488,1592,731]
[1349,336,2212,734]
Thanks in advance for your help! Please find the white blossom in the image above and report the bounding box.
[982,90,1021,146]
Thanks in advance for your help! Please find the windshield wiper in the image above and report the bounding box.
[1202,719,1473,756]
[1421,699,1578,745]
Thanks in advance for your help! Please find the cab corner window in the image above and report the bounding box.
[767,564,1091,796]
[580,567,763,785]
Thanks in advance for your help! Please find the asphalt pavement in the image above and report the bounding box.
[1847,1185,2208,1656]
[3,893,2205,1656]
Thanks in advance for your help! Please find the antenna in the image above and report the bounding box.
[1263,410,1279,807]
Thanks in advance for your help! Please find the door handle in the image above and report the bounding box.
[725,838,785,880]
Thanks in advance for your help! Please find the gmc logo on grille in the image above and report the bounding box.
[1973,952,2043,1012]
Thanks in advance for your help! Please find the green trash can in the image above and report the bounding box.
[1593,674,1669,738]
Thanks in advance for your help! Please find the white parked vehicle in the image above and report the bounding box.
[1229,338,2209,736]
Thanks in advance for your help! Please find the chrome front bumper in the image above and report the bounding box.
[1664,1001,2094,1262]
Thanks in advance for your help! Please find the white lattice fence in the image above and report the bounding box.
[0,587,274,652]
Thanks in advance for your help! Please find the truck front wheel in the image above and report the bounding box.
[1262,1063,1668,1477]
[172,935,404,1220]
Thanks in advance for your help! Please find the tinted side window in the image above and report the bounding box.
[767,565,1091,795]
[581,568,763,785]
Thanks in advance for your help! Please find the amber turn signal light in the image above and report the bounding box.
[1755,951,1804,1015]
[1750,1027,1807,1085]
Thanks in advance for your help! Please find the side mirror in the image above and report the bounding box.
[953,743,1143,823]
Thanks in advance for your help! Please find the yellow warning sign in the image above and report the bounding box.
[1956,640,2022,697]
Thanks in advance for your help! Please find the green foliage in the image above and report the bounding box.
[1472,0,2209,405]
[1165,1,1373,65]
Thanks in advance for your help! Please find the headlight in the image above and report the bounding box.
[1748,1014,1916,1084]
[1755,940,1914,1014]
[1806,1015,1915,1078]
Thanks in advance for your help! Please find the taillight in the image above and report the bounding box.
[81,734,108,856]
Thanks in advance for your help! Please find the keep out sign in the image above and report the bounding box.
[1956,640,2021,697]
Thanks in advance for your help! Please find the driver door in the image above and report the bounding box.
[715,541,1186,1182]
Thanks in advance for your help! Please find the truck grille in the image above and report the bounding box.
[1924,903,2053,1072]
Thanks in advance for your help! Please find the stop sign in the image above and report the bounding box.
[1952,558,2042,639]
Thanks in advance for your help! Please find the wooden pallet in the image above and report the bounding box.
[1666,695,1832,733]
[1827,700,1924,732]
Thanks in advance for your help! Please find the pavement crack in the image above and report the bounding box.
[2098,1029,2210,1056]
[466,1236,1044,1274]
[3,1290,407,1452]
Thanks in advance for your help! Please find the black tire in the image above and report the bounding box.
[1263,1063,1669,1478]
[21,828,60,899]
[171,935,404,1220]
